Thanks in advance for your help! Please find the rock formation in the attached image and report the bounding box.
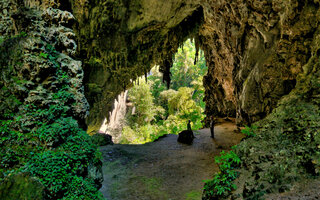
[68,0,320,131]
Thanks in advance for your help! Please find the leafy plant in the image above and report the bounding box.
[39,52,48,58]
[241,125,257,137]
[203,150,241,198]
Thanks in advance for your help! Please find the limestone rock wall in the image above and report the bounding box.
[0,0,88,124]
[201,0,320,125]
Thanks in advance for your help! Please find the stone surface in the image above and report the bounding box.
[0,0,101,198]
[92,133,114,146]
[70,0,203,133]
[177,130,195,144]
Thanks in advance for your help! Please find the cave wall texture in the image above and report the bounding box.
[1,0,320,199]
[68,0,320,132]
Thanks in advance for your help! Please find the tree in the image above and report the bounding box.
[128,77,164,126]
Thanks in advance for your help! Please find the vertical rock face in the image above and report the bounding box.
[201,0,320,125]
[0,0,88,124]
[99,90,128,143]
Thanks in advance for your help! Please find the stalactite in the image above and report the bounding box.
[194,36,200,65]
[145,70,148,83]
[160,59,172,89]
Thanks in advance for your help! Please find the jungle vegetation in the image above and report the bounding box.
[119,39,207,144]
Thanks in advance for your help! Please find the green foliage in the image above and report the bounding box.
[170,39,207,90]
[241,125,257,137]
[25,144,102,200]
[127,78,164,126]
[63,176,105,200]
[121,124,158,144]
[36,117,79,147]
[39,52,48,58]
[0,43,103,199]
[119,39,206,144]
[203,150,241,198]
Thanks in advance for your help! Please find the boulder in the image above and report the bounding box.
[92,133,114,146]
[177,130,194,145]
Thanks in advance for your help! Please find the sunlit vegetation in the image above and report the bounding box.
[120,39,207,144]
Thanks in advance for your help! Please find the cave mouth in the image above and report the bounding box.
[83,4,207,135]
[99,39,208,144]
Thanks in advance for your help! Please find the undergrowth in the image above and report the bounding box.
[203,149,241,199]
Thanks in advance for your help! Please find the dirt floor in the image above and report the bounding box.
[99,120,244,200]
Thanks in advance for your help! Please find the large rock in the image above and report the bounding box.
[177,130,194,145]
[92,132,114,146]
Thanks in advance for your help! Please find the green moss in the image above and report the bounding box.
[0,173,44,200]
[185,190,202,200]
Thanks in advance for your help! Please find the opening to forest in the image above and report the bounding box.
[101,39,207,144]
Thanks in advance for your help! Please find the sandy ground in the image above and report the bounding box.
[99,121,244,200]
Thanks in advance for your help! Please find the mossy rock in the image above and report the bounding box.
[0,173,44,200]
[92,133,114,146]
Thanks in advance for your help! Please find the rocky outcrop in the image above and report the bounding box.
[68,0,320,198]
[92,132,114,146]
[201,0,319,125]
[177,130,195,144]
[0,0,102,199]
[230,42,320,199]
[99,90,128,142]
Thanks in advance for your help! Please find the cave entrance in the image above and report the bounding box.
[100,39,207,144]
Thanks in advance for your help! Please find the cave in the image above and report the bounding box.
[1,0,320,199]
[70,0,308,133]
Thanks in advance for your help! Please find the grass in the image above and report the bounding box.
[186,190,202,200]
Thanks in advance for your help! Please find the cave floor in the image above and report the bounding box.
[99,121,244,200]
